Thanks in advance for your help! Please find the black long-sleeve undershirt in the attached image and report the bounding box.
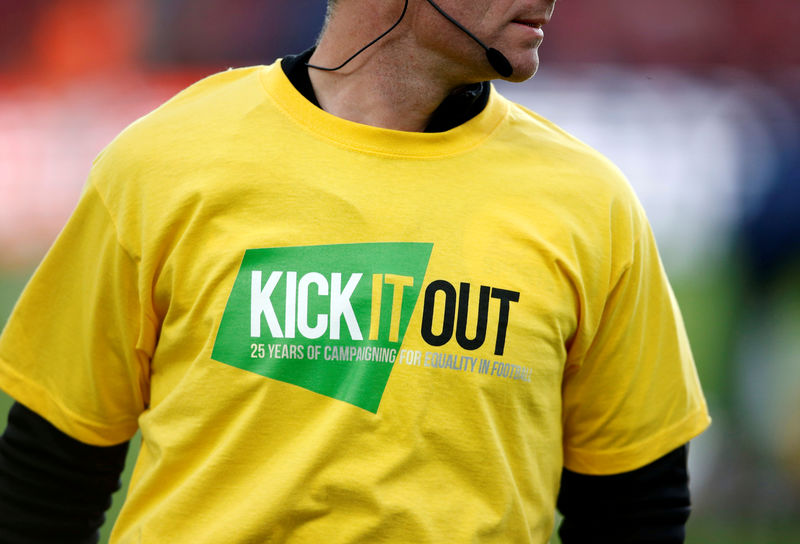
[558,445,691,543]
[0,402,129,543]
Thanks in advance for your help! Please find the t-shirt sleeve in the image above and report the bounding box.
[561,212,711,475]
[0,179,155,446]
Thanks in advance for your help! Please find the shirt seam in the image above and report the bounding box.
[565,219,644,367]
[562,406,710,472]
[0,353,140,433]
[87,180,161,335]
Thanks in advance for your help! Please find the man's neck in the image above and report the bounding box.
[307,12,480,132]
[282,49,489,134]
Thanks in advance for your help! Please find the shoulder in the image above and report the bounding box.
[93,67,263,177]
[493,90,633,197]
[80,66,274,252]
[132,65,265,128]
[483,90,652,283]
[87,65,272,201]
[491,89,644,225]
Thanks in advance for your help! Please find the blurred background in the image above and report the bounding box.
[0,1,798,542]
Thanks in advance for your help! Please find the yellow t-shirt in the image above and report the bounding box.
[0,62,710,543]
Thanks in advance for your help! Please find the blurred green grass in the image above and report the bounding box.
[1,262,799,543]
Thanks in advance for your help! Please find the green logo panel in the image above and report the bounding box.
[212,243,432,412]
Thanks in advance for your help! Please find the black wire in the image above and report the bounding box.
[306,0,409,72]
[422,0,488,51]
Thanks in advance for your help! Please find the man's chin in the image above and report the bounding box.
[504,56,539,82]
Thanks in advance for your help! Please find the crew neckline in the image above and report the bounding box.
[258,62,510,159]
[280,48,491,134]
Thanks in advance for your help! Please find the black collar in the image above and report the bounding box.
[280,48,490,133]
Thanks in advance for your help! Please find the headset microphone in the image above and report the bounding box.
[307,0,513,78]
[423,0,513,77]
